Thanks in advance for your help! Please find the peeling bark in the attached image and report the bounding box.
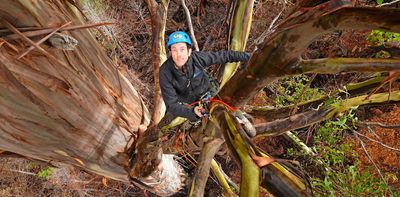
[0,0,149,182]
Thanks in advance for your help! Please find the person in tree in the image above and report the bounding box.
[159,31,250,124]
[131,31,249,178]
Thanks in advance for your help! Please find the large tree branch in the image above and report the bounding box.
[244,74,391,120]
[219,0,400,107]
[181,0,199,51]
[254,90,400,137]
[210,104,309,196]
[210,159,238,196]
[189,138,224,197]
[254,108,331,137]
[218,109,260,196]
[220,0,254,87]
[295,58,400,74]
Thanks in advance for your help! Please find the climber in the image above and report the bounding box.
[130,31,250,178]
[159,30,250,126]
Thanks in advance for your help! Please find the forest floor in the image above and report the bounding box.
[348,104,400,190]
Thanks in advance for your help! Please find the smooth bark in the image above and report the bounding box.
[254,90,400,137]
[297,58,400,74]
[219,0,400,107]
[189,138,224,197]
[146,0,169,126]
[221,0,254,87]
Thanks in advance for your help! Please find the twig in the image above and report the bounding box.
[0,19,68,68]
[377,0,400,7]
[284,130,328,172]
[358,121,400,129]
[3,22,114,40]
[181,0,199,51]
[353,130,400,152]
[351,128,394,195]
[364,124,381,140]
[6,169,36,176]
[0,26,46,33]
[17,21,72,59]
[267,10,283,33]
[290,74,317,115]
[0,38,19,52]
[285,131,317,156]
[251,10,283,49]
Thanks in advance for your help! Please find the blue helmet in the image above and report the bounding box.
[167,31,192,48]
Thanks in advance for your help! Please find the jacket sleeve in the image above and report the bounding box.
[159,70,199,122]
[193,50,250,68]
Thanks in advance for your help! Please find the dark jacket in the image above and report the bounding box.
[159,50,250,121]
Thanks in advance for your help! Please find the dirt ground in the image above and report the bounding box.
[0,158,142,197]
[347,104,400,190]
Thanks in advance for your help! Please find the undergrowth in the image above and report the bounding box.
[308,110,397,196]
[273,75,324,107]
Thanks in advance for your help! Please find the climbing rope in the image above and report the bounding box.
[186,96,239,112]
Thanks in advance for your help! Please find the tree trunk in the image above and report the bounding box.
[147,0,169,126]
[0,0,148,182]
[220,0,253,87]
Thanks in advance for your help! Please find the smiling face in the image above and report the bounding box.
[170,42,192,68]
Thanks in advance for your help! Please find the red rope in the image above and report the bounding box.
[209,97,239,111]
[186,100,202,107]
[185,96,239,111]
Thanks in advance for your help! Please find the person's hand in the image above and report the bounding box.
[194,106,206,117]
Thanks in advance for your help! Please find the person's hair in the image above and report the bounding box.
[168,43,191,51]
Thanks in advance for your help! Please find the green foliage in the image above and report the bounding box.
[366,30,400,46]
[26,162,39,170]
[285,147,295,157]
[314,109,355,166]
[376,0,383,5]
[312,165,398,196]
[37,166,54,179]
[311,110,397,196]
[366,29,400,58]
[274,75,324,107]
[375,50,391,58]
[26,162,54,179]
